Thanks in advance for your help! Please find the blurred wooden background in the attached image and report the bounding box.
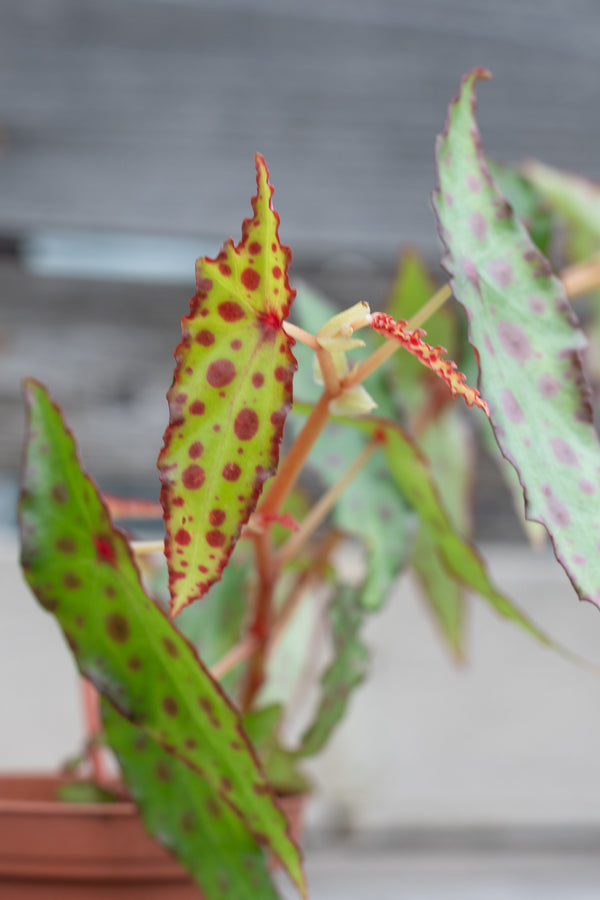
[1,0,599,495]
[1,0,599,256]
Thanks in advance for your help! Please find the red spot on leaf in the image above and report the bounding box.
[274,365,288,382]
[189,441,204,459]
[197,277,213,292]
[234,408,259,440]
[52,484,69,504]
[206,530,226,547]
[175,528,191,546]
[208,509,226,526]
[218,263,231,276]
[241,268,260,291]
[252,372,264,388]
[182,465,205,490]
[173,496,185,507]
[95,537,117,566]
[189,400,205,416]
[497,322,532,362]
[248,241,262,255]
[196,330,215,346]
[63,572,81,590]
[56,536,76,554]
[222,462,241,481]
[218,301,245,322]
[501,388,524,423]
[231,339,242,350]
[272,265,282,279]
[207,359,236,388]
[550,437,578,466]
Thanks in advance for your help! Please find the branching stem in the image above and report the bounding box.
[276,439,380,570]
[561,255,600,299]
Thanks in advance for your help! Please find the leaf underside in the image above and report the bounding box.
[159,154,297,615]
[433,69,600,611]
[18,379,305,898]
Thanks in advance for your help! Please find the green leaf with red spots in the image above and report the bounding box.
[159,154,297,615]
[433,70,600,612]
[102,701,284,900]
[18,380,305,898]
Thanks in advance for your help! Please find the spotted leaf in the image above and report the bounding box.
[159,154,296,615]
[102,702,284,900]
[19,380,305,898]
[368,312,488,412]
[433,69,600,611]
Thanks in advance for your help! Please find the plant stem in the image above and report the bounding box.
[130,539,164,556]
[239,531,277,711]
[80,679,108,785]
[276,439,380,570]
[282,320,320,349]
[406,282,453,330]
[269,530,343,655]
[211,635,259,681]
[561,255,600,298]
[259,390,333,517]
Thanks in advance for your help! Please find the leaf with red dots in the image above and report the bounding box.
[433,69,600,612]
[18,380,305,898]
[368,312,489,413]
[102,701,284,900]
[159,154,297,615]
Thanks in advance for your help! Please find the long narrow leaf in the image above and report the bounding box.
[433,69,600,611]
[103,701,283,900]
[19,380,305,897]
[159,155,297,614]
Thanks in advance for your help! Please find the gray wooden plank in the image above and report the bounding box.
[1,0,600,258]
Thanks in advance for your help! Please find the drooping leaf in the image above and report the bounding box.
[433,69,600,611]
[296,584,369,759]
[159,154,297,615]
[411,407,473,658]
[337,413,555,646]
[103,701,283,900]
[368,312,489,413]
[379,251,473,654]
[19,379,305,897]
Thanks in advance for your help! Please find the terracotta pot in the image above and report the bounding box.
[0,774,305,899]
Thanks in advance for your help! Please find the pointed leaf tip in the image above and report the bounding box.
[433,71,600,613]
[159,158,297,614]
